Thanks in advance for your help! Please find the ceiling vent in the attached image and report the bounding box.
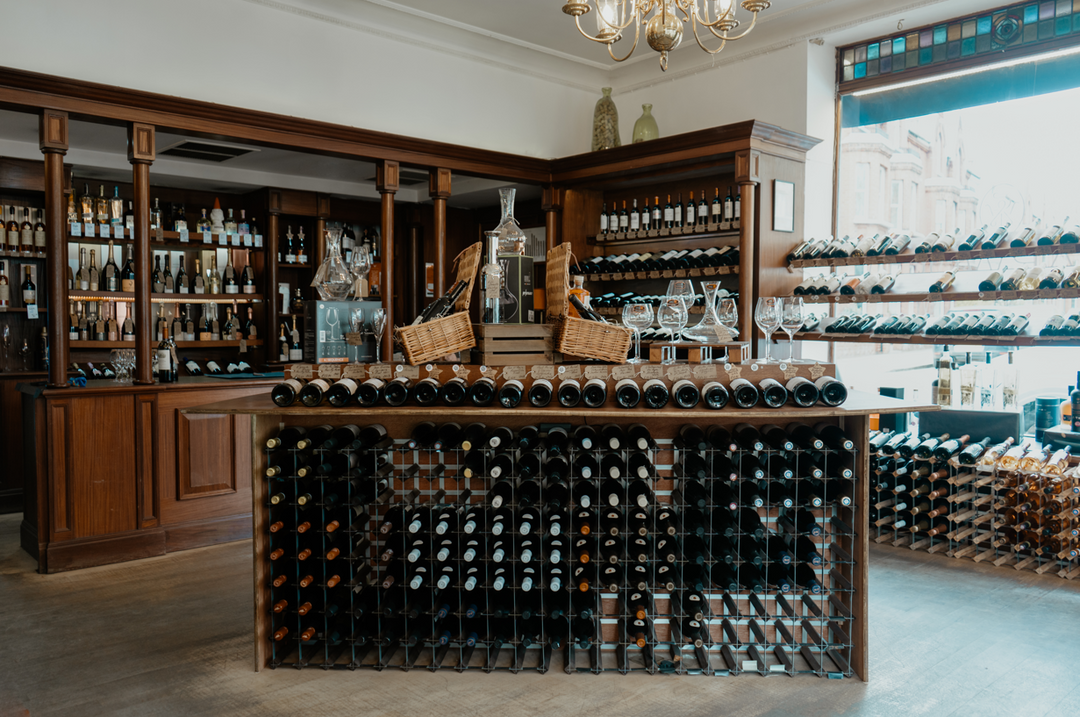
[159,141,257,163]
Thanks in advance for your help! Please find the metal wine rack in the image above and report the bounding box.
[261,420,859,676]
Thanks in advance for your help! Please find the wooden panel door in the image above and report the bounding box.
[68,395,137,538]
[176,412,239,499]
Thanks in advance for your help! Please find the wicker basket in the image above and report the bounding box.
[396,242,481,365]
[547,243,632,363]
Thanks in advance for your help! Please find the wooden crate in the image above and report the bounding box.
[472,323,562,366]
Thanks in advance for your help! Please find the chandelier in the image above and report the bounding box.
[562,0,771,71]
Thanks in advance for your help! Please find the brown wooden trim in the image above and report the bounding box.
[31,377,280,399]
[130,152,153,384]
[41,114,69,388]
[163,513,251,553]
[135,393,158,528]
[46,400,73,537]
[429,169,451,298]
[376,160,400,194]
[38,109,68,151]
[378,161,397,359]
[40,528,166,573]
[127,122,155,162]
[266,213,280,345]
[738,179,757,344]
[0,66,551,183]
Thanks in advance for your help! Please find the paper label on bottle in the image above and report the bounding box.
[70,223,81,237]
[502,365,527,381]
[667,364,692,380]
[531,365,555,380]
[26,304,38,320]
[342,364,366,380]
[84,222,95,237]
[692,364,717,380]
[611,365,636,380]
[640,365,664,379]
[560,365,582,380]
[289,363,313,380]
[368,364,393,380]
[318,364,342,380]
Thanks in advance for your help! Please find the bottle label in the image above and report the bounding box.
[22,290,35,303]
[686,206,695,224]
[7,230,18,247]
[600,214,608,232]
[664,208,674,222]
[674,207,682,224]
[157,348,170,373]
[34,229,46,248]
[0,286,8,302]
[289,348,303,361]
[629,213,639,231]
[20,227,32,247]
[122,278,135,292]
[643,378,666,389]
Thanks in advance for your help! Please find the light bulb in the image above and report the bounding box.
[596,0,618,33]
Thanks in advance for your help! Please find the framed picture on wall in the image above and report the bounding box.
[773,180,795,233]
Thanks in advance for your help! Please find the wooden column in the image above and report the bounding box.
[376,161,398,362]
[266,212,280,353]
[542,186,563,252]
[128,123,155,384]
[39,110,69,389]
[428,169,451,300]
[735,150,759,349]
[407,225,422,319]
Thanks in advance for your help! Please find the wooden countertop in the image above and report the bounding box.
[18,374,282,398]
[183,390,937,419]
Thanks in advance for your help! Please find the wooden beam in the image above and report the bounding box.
[128,122,154,384]
[39,109,68,389]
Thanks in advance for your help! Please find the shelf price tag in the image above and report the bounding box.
[70,223,81,237]
[560,364,582,380]
[583,366,608,380]
[99,225,110,238]
[667,364,692,379]
[27,305,39,320]
[530,365,555,380]
[611,365,636,380]
[289,363,313,380]
[84,223,95,237]
[640,365,664,379]
[253,234,263,248]
[201,231,211,244]
[231,233,241,247]
[501,365,527,381]
[219,233,228,247]
[243,234,253,247]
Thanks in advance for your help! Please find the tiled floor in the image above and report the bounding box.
[1,513,1078,717]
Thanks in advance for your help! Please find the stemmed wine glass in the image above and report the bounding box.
[665,279,696,342]
[351,244,372,298]
[755,297,782,364]
[325,307,341,341]
[657,297,688,363]
[372,308,386,364]
[717,298,738,336]
[780,296,805,363]
[622,303,654,364]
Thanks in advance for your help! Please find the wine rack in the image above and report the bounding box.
[869,437,1080,579]
[789,241,1080,270]
[257,416,861,676]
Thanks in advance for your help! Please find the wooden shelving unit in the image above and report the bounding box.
[580,264,738,283]
[70,339,264,349]
[790,242,1080,270]
[588,227,741,246]
[794,330,1076,347]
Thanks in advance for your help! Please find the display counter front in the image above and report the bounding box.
[19,375,279,573]
[186,374,933,683]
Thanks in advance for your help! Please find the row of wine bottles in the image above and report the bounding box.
[589,291,731,309]
[787,221,1080,264]
[572,247,739,275]
[815,312,1033,338]
[870,429,1002,464]
[2,205,47,255]
[598,188,740,237]
[795,266,1080,298]
[793,273,894,296]
[270,373,849,411]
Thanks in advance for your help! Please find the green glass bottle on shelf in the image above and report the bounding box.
[632,103,659,143]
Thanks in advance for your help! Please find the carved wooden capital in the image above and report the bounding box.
[39,109,69,153]
[429,168,451,199]
[127,123,155,163]
[735,149,760,184]
[542,186,564,212]
[376,160,400,194]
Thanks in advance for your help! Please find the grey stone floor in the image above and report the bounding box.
[1,513,1078,717]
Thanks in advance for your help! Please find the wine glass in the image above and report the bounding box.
[110,349,123,383]
[372,308,386,364]
[665,279,696,342]
[755,297,782,363]
[351,244,372,298]
[622,303,654,364]
[326,307,341,341]
[717,298,738,335]
[656,297,688,363]
[350,308,365,363]
[780,296,805,363]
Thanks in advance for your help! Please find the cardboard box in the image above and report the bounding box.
[497,254,535,324]
[303,299,382,363]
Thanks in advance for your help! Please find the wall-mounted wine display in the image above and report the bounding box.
[260,418,858,675]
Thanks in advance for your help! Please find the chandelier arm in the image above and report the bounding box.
[712,11,760,41]
[607,18,642,62]
[692,19,729,54]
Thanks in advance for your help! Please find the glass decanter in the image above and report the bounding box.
[683,280,737,342]
[310,228,353,301]
[495,188,526,256]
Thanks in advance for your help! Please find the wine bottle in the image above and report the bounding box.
[814,377,848,406]
[468,376,496,406]
[928,271,955,293]
[785,376,820,407]
[558,379,582,408]
[497,379,524,408]
[730,378,759,409]
[759,378,788,408]
[642,379,669,409]
[582,378,607,408]
[671,379,700,409]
